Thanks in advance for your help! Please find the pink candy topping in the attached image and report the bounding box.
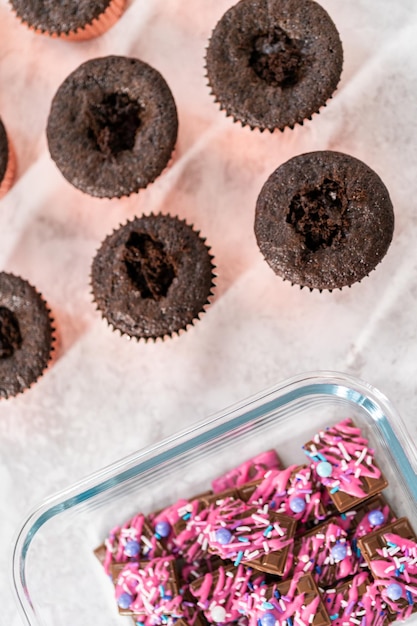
[303,418,381,499]
[369,532,417,620]
[212,449,281,494]
[196,496,294,565]
[323,572,388,626]
[243,573,321,626]
[294,521,358,586]
[248,464,326,525]
[115,556,184,617]
[189,563,265,623]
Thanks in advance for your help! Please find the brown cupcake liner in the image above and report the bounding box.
[204,0,343,133]
[254,151,393,292]
[90,212,216,342]
[285,274,353,292]
[260,261,373,292]
[204,64,336,134]
[11,0,126,42]
[0,137,16,199]
[47,56,178,199]
[0,272,56,400]
[257,232,381,293]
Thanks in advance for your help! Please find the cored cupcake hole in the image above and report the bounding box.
[123,231,177,301]
[87,92,141,156]
[286,179,349,252]
[0,306,22,358]
[250,26,304,88]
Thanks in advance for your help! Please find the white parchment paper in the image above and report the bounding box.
[1,0,417,623]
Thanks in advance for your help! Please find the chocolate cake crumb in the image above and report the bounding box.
[250,26,304,88]
[123,232,177,301]
[87,93,141,157]
[286,179,349,252]
[0,307,22,358]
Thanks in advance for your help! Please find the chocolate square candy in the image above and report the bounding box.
[245,509,296,576]
[208,499,296,575]
[114,556,181,617]
[178,554,226,586]
[249,572,330,626]
[200,481,266,504]
[190,562,265,623]
[237,479,263,502]
[93,542,106,565]
[197,488,241,508]
[170,492,230,564]
[173,487,272,564]
[292,518,359,587]
[303,418,388,513]
[357,517,416,564]
[247,514,296,576]
[345,494,397,539]
[357,518,417,621]
[169,492,213,536]
[198,496,296,576]
[109,562,125,585]
[323,572,391,625]
[247,465,328,528]
[95,514,163,575]
[211,449,281,493]
[249,547,293,576]
[328,468,388,514]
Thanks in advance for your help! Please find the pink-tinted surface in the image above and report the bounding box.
[2,0,417,624]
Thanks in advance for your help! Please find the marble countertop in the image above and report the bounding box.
[1,0,417,624]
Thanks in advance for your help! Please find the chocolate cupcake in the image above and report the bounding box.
[91,214,216,340]
[254,151,394,290]
[9,0,126,41]
[47,56,178,198]
[0,118,16,199]
[0,272,55,399]
[205,0,343,131]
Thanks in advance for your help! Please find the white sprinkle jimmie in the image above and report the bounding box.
[355,447,367,466]
[338,442,351,462]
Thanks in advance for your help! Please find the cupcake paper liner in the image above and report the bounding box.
[0,137,16,199]
[0,272,56,399]
[47,56,178,199]
[204,0,343,133]
[9,0,126,41]
[90,213,216,342]
[254,151,394,291]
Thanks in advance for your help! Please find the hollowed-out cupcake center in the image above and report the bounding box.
[123,231,177,301]
[286,179,348,252]
[250,26,304,87]
[0,306,22,358]
[87,93,141,157]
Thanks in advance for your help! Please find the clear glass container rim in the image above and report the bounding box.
[11,369,417,625]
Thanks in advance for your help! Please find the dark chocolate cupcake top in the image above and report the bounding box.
[91,214,216,340]
[254,151,394,290]
[47,56,178,198]
[0,118,9,184]
[9,0,114,35]
[206,0,343,131]
[0,272,55,399]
